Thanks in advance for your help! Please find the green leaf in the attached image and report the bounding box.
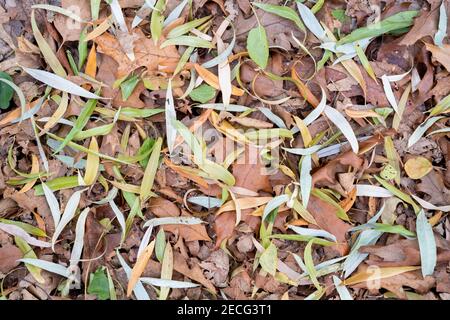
[247,25,269,69]
[304,239,321,290]
[167,15,212,38]
[332,9,347,23]
[14,236,45,284]
[0,218,46,237]
[78,28,89,70]
[88,267,110,300]
[155,227,166,263]
[0,72,14,109]
[338,11,419,45]
[34,176,80,196]
[120,75,140,100]
[373,175,420,213]
[137,138,155,168]
[52,97,98,154]
[151,0,166,44]
[259,242,277,275]
[189,84,216,103]
[161,36,213,49]
[252,3,305,31]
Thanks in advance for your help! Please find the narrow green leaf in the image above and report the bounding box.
[151,0,166,44]
[253,3,305,31]
[338,11,419,45]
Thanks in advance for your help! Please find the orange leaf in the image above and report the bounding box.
[194,64,245,96]
[85,44,97,78]
[339,187,357,212]
[127,240,155,297]
[164,158,209,188]
[291,68,319,107]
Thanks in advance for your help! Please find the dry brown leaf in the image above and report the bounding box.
[425,43,450,72]
[312,151,363,187]
[54,0,91,42]
[352,264,435,299]
[232,146,272,193]
[95,29,179,79]
[148,197,180,217]
[173,250,217,294]
[307,195,351,256]
[0,243,22,273]
[164,223,211,242]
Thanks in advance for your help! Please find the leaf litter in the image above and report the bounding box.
[0,0,449,301]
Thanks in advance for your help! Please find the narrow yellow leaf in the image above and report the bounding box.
[140,137,162,203]
[84,137,100,185]
[344,266,420,286]
[159,243,173,300]
[216,197,273,215]
[19,154,39,193]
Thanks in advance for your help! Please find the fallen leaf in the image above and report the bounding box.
[405,156,433,180]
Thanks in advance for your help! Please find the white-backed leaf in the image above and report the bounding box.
[324,106,359,153]
[288,225,337,242]
[259,107,286,128]
[194,103,250,112]
[140,277,199,288]
[416,210,437,277]
[292,252,308,274]
[70,207,90,265]
[163,0,189,26]
[109,200,127,245]
[0,223,51,248]
[132,0,156,28]
[138,217,204,258]
[109,0,128,33]
[300,154,312,208]
[343,229,382,278]
[411,194,450,212]
[408,116,444,148]
[262,194,289,221]
[165,79,177,155]
[332,276,353,300]
[303,87,326,126]
[42,182,61,227]
[93,187,118,205]
[283,145,321,156]
[188,196,222,209]
[217,37,231,107]
[116,250,150,300]
[202,30,236,69]
[385,70,410,82]
[23,68,102,99]
[51,189,85,250]
[356,185,393,197]
[434,1,447,47]
[296,2,326,41]
[18,258,69,278]
[381,74,398,113]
